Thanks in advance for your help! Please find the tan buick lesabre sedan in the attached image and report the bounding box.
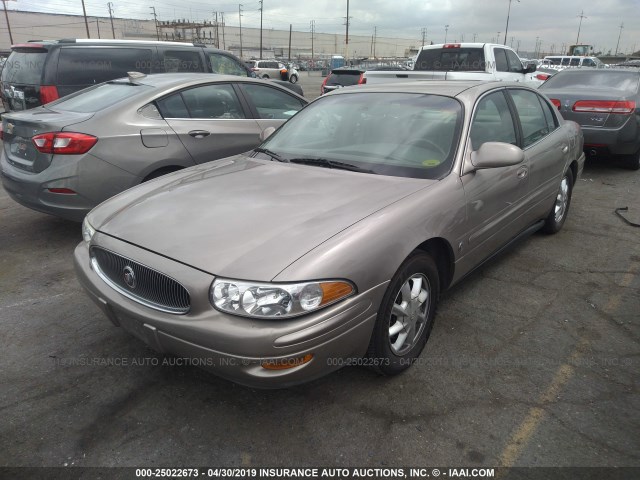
[75,81,585,388]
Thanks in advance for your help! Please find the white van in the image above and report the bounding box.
[541,56,604,68]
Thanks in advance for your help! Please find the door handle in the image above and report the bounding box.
[517,166,528,179]
[188,130,210,138]
[561,145,569,153]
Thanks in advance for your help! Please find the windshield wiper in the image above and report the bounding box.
[289,157,376,174]
[253,147,289,163]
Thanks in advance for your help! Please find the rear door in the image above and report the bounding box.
[236,82,306,130]
[158,82,263,163]
[0,45,49,111]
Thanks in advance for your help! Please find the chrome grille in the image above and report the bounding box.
[90,247,190,314]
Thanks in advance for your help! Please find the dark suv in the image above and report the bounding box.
[0,39,301,112]
[320,67,365,95]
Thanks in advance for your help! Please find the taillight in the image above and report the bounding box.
[47,188,77,195]
[443,44,461,49]
[32,132,98,155]
[536,73,550,81]
[550,98,561,110]
[358,74,366,85]
[572,100,635,114]
[39,85,59,104]
[321,76,329,94]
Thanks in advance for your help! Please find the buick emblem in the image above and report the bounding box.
[123,266,136,289]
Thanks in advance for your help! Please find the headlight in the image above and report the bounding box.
[210,278,355,318]
[82,216,96,244]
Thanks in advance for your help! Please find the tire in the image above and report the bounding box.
[289,74,298,84]
[542,168,574,234]
[262,74,270,79]
[621,149,640,171]
[366,252,439,376]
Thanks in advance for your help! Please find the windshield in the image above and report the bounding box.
[541,70,639,93]
[260,92,463,180]
[50,82,151,112]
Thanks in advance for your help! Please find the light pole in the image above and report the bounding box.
[444,24,450,43]
[503,0,520,45]
[615,22,623,55]
[576,10,587,44]
[497,32,500,44]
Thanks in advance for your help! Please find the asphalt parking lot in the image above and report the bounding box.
[1,76,639,471]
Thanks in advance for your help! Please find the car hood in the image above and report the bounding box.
[90,155,434,281]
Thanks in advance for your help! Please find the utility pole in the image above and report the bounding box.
[2,0,14,44]
[473,33,477,42]
[373,26,377,58]
[81,0,91,38]
[214,11,219,48]
[150,6,159,40]
[421,27,427,47]
[96,18,101,38]
[576,10,587,44]
[615,22,623,55]
[497,32,501,44]
[345,0,350,62]
[288,24,292,62]
[310,20,315,67]
[221,12,225,50]
[107,2,115,39]
[503,0,519,46]
[238,4,243,58]
[444,24,450,43]
[259,0,263,58]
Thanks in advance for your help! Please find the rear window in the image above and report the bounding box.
[51,83,151,113]
[541,71,640,93]
[415,48,485,71]
[1,51,47,84]
[326,72,362,86]
[57,48,152,86]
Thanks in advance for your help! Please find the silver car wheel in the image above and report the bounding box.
[554,176,569,223]
[388,273,430,356]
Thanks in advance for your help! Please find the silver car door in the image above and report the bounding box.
[507,88,569,208]
[460,90,530,264]
[159,83,262,164]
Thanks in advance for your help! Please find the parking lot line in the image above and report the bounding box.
[498,263,638,468]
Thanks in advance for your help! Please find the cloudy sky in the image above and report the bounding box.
[8,0,640,54]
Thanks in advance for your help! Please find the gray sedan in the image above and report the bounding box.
[75,81,584,388]
[1,73,307,221]
[539,68,640,170]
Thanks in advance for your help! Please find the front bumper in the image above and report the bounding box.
[73,234,385,388]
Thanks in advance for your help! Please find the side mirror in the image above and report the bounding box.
[260,126,276,142]
[471,142,524,169]
[524,62,537,74]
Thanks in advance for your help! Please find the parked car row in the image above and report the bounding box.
[2,38,636,388]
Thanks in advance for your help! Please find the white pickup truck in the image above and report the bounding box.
[364,43,540,85]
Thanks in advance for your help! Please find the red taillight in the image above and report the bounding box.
[443,44,461,49]
[572,100,635,114]
[39,85,59,104]
[47,188,77,195]
[357,74,366,85]
[550,98,561,110]
[321,75,329,94]
[536,73,550,81]
[32,132,98,155]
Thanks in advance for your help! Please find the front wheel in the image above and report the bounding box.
[289,74,298,84]
[367,252,439,375]
[542,168,573,234]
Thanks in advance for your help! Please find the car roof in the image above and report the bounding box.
[328,80,509,98]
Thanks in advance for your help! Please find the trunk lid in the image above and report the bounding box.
[2,108,95,173]
[542,88,633,128]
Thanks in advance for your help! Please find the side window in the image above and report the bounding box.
[209,54,248,76]
[469,91,517,150]
[57,48,152,85]
[181,83,246,119]
[241,84,304,119]
[569,58,580,67]
[161,50,202,73]
[505,50,523,73]
[538,96,558,132]
[494,48,509,72]
[156,93,190,118]
[582,58,596,67]
[509,89,551,148]
[561,58,570,66]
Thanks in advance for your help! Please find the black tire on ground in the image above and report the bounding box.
[262,74,270,79]
[289,74,298,84]
[542,168,574,234]
[366,252,439,376]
